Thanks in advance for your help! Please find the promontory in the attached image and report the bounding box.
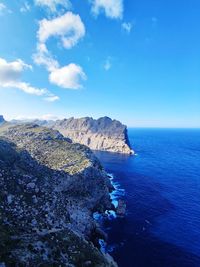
[32,116,133,155]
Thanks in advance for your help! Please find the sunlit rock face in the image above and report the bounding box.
[51,116,134,154]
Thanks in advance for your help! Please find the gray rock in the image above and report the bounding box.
[116,199,126,217]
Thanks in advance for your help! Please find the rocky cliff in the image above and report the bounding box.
[0,123,117,267]
[50,117,133,154]
[10,116,133,154]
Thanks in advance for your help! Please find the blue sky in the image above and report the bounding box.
[0,0,199,127]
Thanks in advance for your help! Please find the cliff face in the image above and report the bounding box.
[51,117,134,154]
[0,124,117,267]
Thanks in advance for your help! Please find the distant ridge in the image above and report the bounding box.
[9,116,134,154]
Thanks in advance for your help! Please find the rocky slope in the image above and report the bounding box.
[49,117,133,154]
[0,123,117,267]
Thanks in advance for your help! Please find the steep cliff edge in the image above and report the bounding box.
[50,116,134,154]
[0,124,117,266]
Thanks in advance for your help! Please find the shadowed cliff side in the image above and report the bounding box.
[0,123,117,267]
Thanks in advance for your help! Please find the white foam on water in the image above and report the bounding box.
[99,239,106,253]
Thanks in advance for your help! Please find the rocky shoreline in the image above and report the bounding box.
[0,123,118,266]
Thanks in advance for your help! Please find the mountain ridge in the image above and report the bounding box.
[10,116,134,154]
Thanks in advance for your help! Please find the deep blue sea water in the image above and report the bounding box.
[94,129,200,267]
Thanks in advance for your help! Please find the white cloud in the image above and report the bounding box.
[34,12,87,90]
[45,95,60,102]
[0,57,58,101]
[20,2,31,13]
[103,58,111,71]
[40,114,61,120]
[91,0,123,19]
[11,81,47,96]
[13,114,62,121]
[49,63,87,89]
[35,0,71,14]
[37,12,85,49]
[122,22,132,34]
[0,58,32,83]
[33,43,59,72]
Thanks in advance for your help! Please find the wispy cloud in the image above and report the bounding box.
[20,2,31,13]
[103,57,112,71]
[34,0,71,14]
[45,95,60,102]
[122,22,132,34]
[34,12,87,90]
[91,0,123,19]
[0,3,6,13]
[13,114,62,121]
[0,57,58,101]
[0,3,11,15]
[33,43,59,72]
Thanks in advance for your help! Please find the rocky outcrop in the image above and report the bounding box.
[0,115,5,125]
[49,117,133,154]
[0,124,117,266]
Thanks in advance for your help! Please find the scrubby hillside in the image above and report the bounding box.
[0,124,117,266]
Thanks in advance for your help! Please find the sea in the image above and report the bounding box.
[94,128,200,267]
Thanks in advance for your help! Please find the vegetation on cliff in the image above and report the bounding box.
[0,124,117,266]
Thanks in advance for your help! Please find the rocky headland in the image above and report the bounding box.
[27,116,133,155]
[0,123,118,266]
[51,117,133,154]
[11,116,133,154]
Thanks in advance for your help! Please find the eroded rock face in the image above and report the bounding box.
[50,117,134,154]
[0,124,117,267]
